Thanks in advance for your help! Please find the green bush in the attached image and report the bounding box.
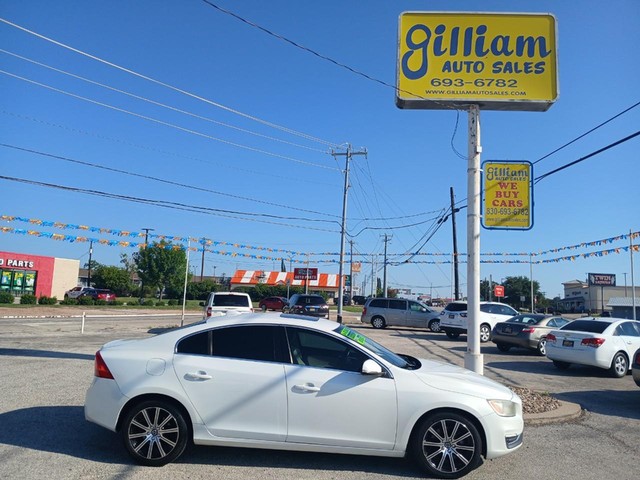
[155,301,166,307]
[20,294,37,304]
[78,296,95,305]
[95,299,107,306]
[143,299,155,307]
[110,300,124,306]
[38,296,58,305]
[0,291,14,304]
[60,298,78,305]
[168,299,178,306]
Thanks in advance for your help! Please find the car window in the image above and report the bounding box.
[445,302,467,312]
[615,322,640,337]
[287,327,369,373]
[369,299,387,308]
[560,320,609,334]
[408,301,424,312]
[176,326,286,363]
[389,299,406,310]
[212,294,250,307]
[497,305,517,316]
[480,304,495,314]
[298,296,325,306]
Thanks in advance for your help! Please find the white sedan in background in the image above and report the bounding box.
[85,313,523,479]
[546,318,640,377]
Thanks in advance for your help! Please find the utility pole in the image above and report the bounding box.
[200,238,206,281]
[371,254,377,297]
[348,240,354,303]
[450,187,460,300]
[331,145,367,323]
[87,240,93,286]
[381,233,392,297]
[139,227,154,301]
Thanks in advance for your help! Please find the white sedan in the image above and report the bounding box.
[85,313,523,479]
[546,318,640,377]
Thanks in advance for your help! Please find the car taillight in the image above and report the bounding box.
[362,307,367,315]
[206,306,212,317]
[521,327,536,333]
[635,351,640,364]
[547,333,556,342]
[581,338,605,348]
[94,351,114,379]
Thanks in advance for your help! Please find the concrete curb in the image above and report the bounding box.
[524,400,583,425]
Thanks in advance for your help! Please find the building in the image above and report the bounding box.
[0,250,79,299]
[560,279,640,313]
[230,270,341,296]
[607,297,640,319]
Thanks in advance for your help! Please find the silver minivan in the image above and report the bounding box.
[361,297,442,331]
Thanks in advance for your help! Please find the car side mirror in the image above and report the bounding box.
[361,359,383,376]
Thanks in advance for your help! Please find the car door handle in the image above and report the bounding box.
[185,371,212,381]
[293,383,320,393]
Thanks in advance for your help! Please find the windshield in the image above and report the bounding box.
[334,325,411,369]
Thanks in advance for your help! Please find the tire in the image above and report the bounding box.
[609,352,628,378]
[479,324,491,343]
[411,411,482,479]
[536,338,547,356]
[496,343,511,352]
[122,399,189,467]
[261,304,267,312]
[445,331,460,340]
[553,360,570,370]
[428,319,442,333]
[371,316,386,329]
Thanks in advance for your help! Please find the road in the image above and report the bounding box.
[0,313,638,480]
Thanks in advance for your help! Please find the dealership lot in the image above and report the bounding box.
[1,314,639,480]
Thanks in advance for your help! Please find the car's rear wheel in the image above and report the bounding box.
[609,352,628,378]
[445,331,460,340]
[122,399,189,466]
[428,319,441,333]
[496,343,511,352]
[411,411,482,479]
[479,324,491,343]
[371,316,386,329]
[552,360,570,370]
[536,338,547,356]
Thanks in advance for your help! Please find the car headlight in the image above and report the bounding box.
[487,399,517,417]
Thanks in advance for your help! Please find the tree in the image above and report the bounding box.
[502,276,545,311]
[92,265,134,296]
[133,241,187,300]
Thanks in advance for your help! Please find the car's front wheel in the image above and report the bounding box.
[411,411,482,479]
[371,316,386,329]
[536,338,547,356]
[609,352,628,378]
[122,399,189,466]
[445,331,460,340]
[428,319,441,333]
[261,304,267,312]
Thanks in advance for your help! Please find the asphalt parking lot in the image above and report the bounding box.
[1,312,639,480]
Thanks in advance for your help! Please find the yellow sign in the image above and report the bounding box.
[397,12,558,111]
[482,161,533,229]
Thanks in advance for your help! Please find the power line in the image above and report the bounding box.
[0,48,329,155]
[0,69,339,171]
[0,17,342,149]
[0,143,341,218]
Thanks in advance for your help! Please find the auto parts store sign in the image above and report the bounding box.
[482,161,533,230]
[396,12,558,111]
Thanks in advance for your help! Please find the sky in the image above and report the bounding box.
[1,0,639,300]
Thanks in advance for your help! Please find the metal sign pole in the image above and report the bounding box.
[465,105,483,375]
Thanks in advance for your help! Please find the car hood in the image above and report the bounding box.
[412,358,515,401]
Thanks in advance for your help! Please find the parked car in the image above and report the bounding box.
[492,314,572,356]
[284,294,329,318]
[79,288,117,302]
[546,318,640,377]
[85,312,523,477]
[200,292,253,319]
[633,348,640,387]
[361,297,442,332]
[64,286,93,299]
[440,301,519,342]
[258,296,288,312]
[352,295,367,305]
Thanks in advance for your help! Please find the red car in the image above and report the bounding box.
[80,288,117,302]
[258,296,288,311]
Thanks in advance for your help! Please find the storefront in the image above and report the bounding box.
[0,251,79,299]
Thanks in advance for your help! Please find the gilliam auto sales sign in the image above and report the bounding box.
[396,12,558,111]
